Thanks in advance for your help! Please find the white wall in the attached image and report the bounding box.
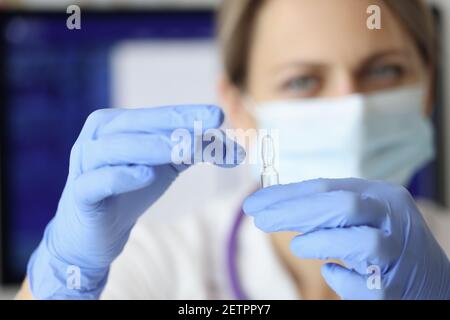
[110,40,234,222]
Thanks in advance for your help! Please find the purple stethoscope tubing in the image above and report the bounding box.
[227,207,247,300]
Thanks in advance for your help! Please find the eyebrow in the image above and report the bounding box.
[361,49,413,66]
[273,49,412,73]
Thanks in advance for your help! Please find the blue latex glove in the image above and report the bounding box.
[27,105,245,299]
[243,178,450,299]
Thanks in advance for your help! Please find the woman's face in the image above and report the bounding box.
[220,0,430,129]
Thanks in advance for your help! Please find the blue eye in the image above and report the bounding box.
[284,76,320,94]
[367,65,404,80]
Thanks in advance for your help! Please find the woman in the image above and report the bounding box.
[18,0,450,299]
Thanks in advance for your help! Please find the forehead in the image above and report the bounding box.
[250,0,415,67]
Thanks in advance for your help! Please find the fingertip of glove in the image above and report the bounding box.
[242,188,271,215]
[242,197,255,216]
[203,105,224,128]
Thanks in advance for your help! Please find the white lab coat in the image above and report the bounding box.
[100,166,450,300]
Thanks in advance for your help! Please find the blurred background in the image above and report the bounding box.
[0,0,448,299]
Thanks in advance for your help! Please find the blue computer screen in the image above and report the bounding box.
[0,10,214,283]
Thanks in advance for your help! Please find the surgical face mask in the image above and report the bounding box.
[248,86,435,186]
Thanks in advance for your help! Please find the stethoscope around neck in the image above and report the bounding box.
[227,206,248,300]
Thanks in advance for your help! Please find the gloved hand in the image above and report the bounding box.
[243,178,450,299]
[27,105,245,299]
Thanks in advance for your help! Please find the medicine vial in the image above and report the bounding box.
[260,135,279,188]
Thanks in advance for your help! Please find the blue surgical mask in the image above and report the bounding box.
[249,86,435,186]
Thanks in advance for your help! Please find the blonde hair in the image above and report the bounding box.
[217,0,437,88]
